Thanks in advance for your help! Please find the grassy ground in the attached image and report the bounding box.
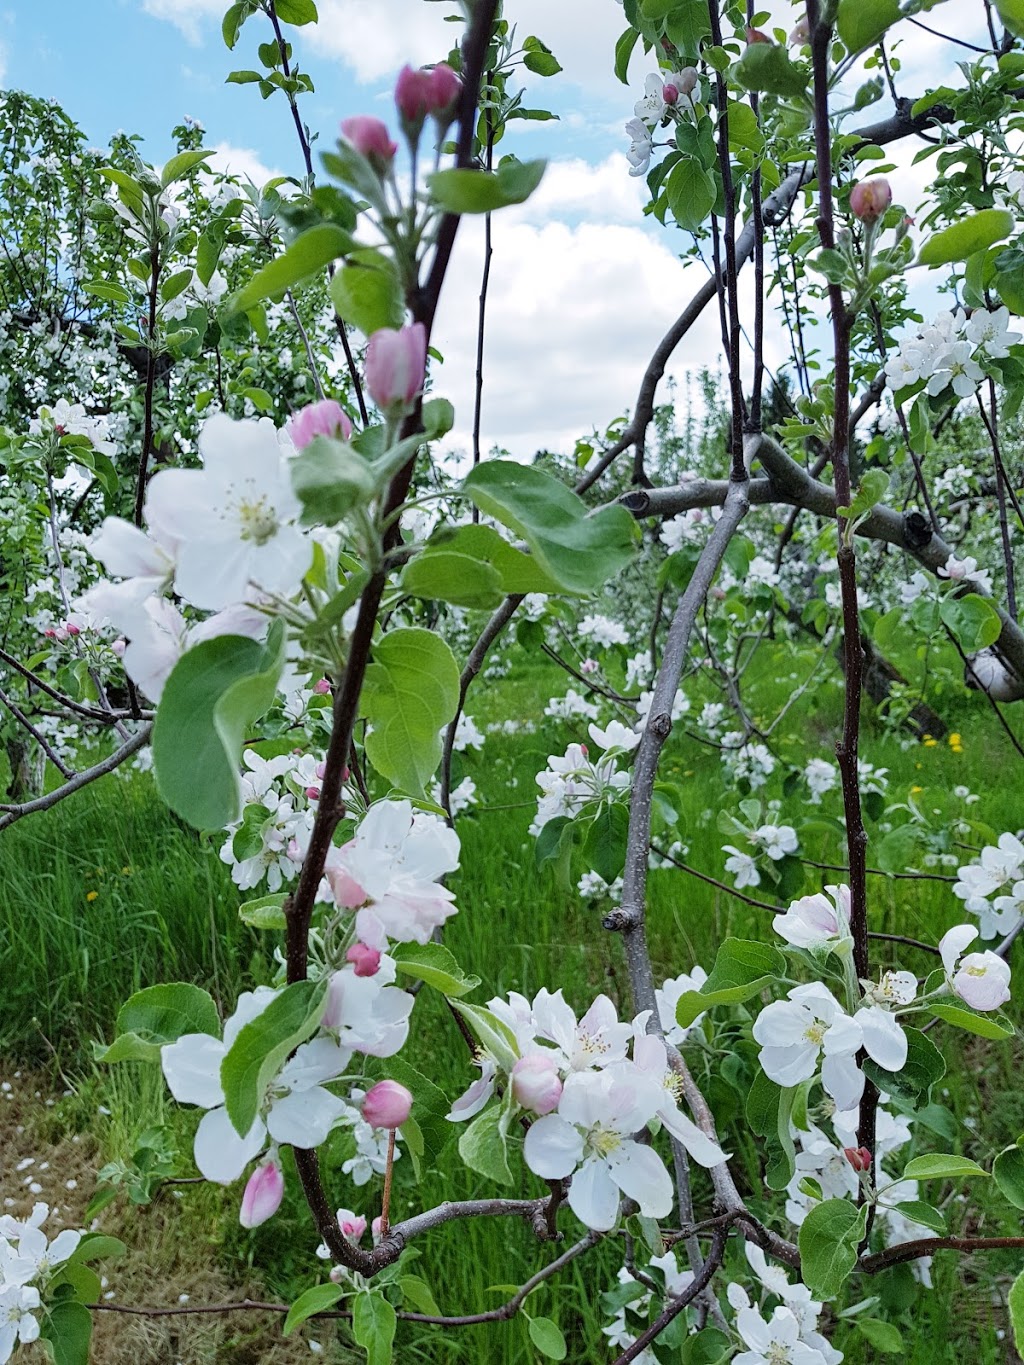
[1,641,1023,1362]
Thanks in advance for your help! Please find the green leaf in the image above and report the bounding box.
[401,550,505,609]
[329,259,405,338]
[362,628,459,795]
[927,1001,1014,1040]
[798,1199,865,1299]
[994,1146,1024,1209]
[862,1026,945,1105]
[1010,1267,1024,1353]
[892,1199,946,1233]
[837,0,900,52]
[679,1327,732,1364]
[161,150,214,189]
[95,983,220,1063]
[939,593,1002,652]
[68,1233,127,1265]
[917,209,1015,267]
[523,36,562,77]
[528,1317,568,1360]
[855,1319,904,1353]
[614,27,639,84]
[427,159,547,214]
[735,42,808,99]
[353,1291,396,1365]
[227,224,354,314]
[458,1105,513,1185]
[675,938,786,1028]
[220,978,328,1137]
[449,1001,519,1072]
[239,893,288,930]
[746,1069,796,1190]
[82,280,131,304]
[901,1153,990,1182]
[582,802,630,883]
[42,1301,92,1365]
[727,101,765,155]
[152,622,287,830]
[399,1275,441,1316]
[462,461,636,594]
[222,1,250,48]
[283,1283,344,1336]
[391,942,480,997]
[665,158,717,233]
[995,0,1024,36]
[274,0,318,22]
[375,1056,451,1163]
[419,523,562,596]
[291,435,378,524]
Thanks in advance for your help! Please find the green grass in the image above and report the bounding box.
[2,642,1023,1362]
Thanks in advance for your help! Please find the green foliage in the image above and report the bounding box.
[362,628,460,795]
[798,1199,866,1298]
[283,1282,345,1335]
[863,1026,945,1106]
[939,593,1002,653]
[330,256,405,337]
[152,622,287,830]
[462,460,637,594]
[528,1316,568,1360]
[675,938,786,1028]
[41,1301,93,1365]
[902,1153,990,1181]
[837,0,901,53]
[458,1104,514,1185]
[352,1290,397,1365]
[390,941,481,997]
[993,1143,1024,1209]
[735,42,808,100]
[227,224,355,314]
[291,434,377,523]
[427,159,547,214]
[95,982,220,1064]
[221,978,328,1136]
[917,209,1015,267]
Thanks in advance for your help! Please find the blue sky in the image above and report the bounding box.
[2,1,990,459]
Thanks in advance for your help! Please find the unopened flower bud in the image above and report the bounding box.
[112,638,126,658]
[287,399,353,450]
[362,1079,413,1129]
[511,1052,563,1116]
[746,26,771,43]
[43,628,57,639]
[395,64,435,133]
[346,941,382,977]
[844,1146,873,1172]
[340,115,398,170]
[313,678,332,695]
[427,63,461,123]
[365,323,427,414]
[305,786,321,801]
[316,761,327,779]
[675,66,698,96]
[239,1157,284,1228]
[371,1215,383,1243]
[849,178,892,224]
[65,622,81,637]
[329,1264,346,1283]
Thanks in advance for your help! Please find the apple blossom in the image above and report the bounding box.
[630,1025,728,1167]
[773,885,851,951]
[364,323,427,414]
[655,967,708,1044]
[286,398,353,449]
[511,1052,563,1116]
[753,983,865,1107]
[624,117,653,177]
[733,1302,829,1365]
[339,115,397,168]
[239,1157,285,1229]
[322,959,414,1057]
[939,924,1012,1010]
[531,989,631,1072]
[144,413,311,611]
[346,942,382,977]
[336,1209,367,1241]
[0,1285,41,1359]
[362,1079,413,1129]
[849,178,892,224]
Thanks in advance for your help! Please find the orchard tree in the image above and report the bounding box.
[1,0,1024,1362]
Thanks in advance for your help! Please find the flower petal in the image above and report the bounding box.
[193,1107,266,1183]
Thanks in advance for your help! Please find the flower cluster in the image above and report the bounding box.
[953,832,1024,938]
[623,67,702,178]
[0,1205,85,1362]
[449,989,725,1231]
[529,722,638,835]
[885,307,1020,398]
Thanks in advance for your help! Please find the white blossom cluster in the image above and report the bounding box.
[0,1205,85,1361]
[529,722,638,835]
[884,307,1020,397]
[954,832,1024,939]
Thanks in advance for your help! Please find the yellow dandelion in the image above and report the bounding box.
[86,891,98,903]
[910,785,923,794]
[923,737,937,748]
[948,732,962,747]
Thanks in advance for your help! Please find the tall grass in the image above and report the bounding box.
[1,643,1022,1361]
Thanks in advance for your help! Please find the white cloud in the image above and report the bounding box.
[141,0,222,43]
[206,141,282,187]
[0,42,7,89]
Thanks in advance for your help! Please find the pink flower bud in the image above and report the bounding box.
[511,1052,563,1116]
[43,628,56,639]
[305,786,321,801]
[336,1208,368,1241]
[53,628,69,643]
[329,1264,346,1283]
[371,1215,384,1243]
[112,638,126,658]
[239,1157,284,1228]
[340,115,398,169]
[395,64,436,131]
[844,1146,873,1173]
[745,26,771,43]
[346,942,382,977]
[65,622,81,638]
[316,761,327,780]
[580,658,598,674]
[849,178,892,224]
[427,63,461,120]
[365,323,427,413]
[326,857,367,910]
[287,399,353,450]
[362,1079,413,1129]
[313,677,332,695]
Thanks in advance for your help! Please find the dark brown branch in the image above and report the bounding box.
[0,726,151,830]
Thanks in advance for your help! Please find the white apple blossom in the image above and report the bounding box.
[624,117,653,177]
[524,1068,673,1230]
[544,688,599,722]
[588,719,641,754]
[926,341,984,398]
[939,924,1012,1011]
[531,989,632,1072]
[578,613,629,648]
[530,742,630,834]
[752,823,798,860]
[630,1024,728,1167]
[655,967,708,1044]
[144,412,312,610]
[733,1301,829,1365]
[0,1285,41,1360]
[937,553,993,595]
[773,885,851,952]
[724,844,761,888]
[899,571,931,605]
[804,758,838,803]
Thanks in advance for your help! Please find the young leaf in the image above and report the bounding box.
[220,978,328,1137]
[152,621,287,830]
[352,1290,397,1365]
[675,938,786,1029]
[427,159,546,214]
[917,209,1014,267]
[837,0,900,53]
[528,1316,568,1360]
[390,941,481,997]
[798,1198,865,1298]
[927,1001,1014,1040]
[892,1199,946,1233]
[993,1144,1024,1209]
[329,259,405,338]
[901,1153,989,1181]
[41,1301,92,1365]
[283,1282,345,1336]
[1010,1267,1024,1353]
[362,628,460,795]
[458,1105,514,1185]
[226,224,354,315]
[855,1319,904,1353]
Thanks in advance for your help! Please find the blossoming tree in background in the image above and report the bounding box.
[1,0,1024,1361]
